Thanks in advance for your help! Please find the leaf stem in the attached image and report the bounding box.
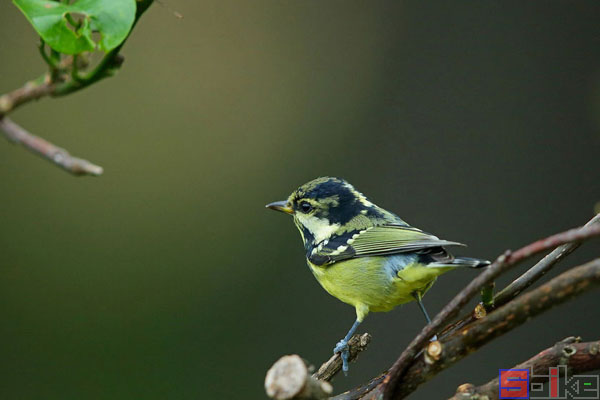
[480,282,495,309]
[71,54,83,82]
[38,40,61,80]
[65,12,80,30]
[52,0,155,96]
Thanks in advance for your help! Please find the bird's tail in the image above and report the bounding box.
[451,257,490,268]
[430,257,490,269]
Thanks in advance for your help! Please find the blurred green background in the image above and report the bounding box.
[1,1,599,399]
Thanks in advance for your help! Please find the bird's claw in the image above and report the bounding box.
[334,339,349,354]
[333,339,350,374]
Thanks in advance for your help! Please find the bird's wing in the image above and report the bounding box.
[308,224,464,266]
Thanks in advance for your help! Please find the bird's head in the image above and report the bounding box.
[266,177,390,247]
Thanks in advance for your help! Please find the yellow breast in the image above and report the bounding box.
[308,256,450,320]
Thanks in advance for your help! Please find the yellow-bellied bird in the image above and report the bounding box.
[266,177,489,373]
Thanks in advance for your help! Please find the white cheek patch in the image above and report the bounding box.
[296,214,340,244]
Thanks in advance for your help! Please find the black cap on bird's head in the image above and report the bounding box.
[266,177,397,247]
[266,177,370,222]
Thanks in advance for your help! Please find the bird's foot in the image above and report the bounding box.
[333,339,350,374]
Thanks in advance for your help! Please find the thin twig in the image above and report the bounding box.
[449,337,600,400]
[0,117,103,176]
[495,213,600,305]
[352,258,600,400]
[370,224,600,399]
[38,40,58,71]
[264,334,371,400]
[313,333,371,382]
[389,258,600,399]
[439,213,600,340]
[0,76,55,117]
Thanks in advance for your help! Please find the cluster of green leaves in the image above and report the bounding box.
[13,0,136,55]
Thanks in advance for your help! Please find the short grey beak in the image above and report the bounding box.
[265,200,294,215]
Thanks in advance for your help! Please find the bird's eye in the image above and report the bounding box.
[299,201,313,213]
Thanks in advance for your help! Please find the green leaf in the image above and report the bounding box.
[13,0,136,55]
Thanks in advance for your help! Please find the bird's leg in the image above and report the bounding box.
[412,291,438,341]
[333,319,361,374]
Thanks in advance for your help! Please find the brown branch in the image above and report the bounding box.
[264,221,600,400]
[336,224,600,400]
[377,223,600,399]
[0,76,55,117]
[265,355,333,400]
[313,333,371,382]
[495,213,600,305]
[0,117,103,176]
[440,213,600,339]
[337,258,600,400]
[387,258,600,399]
[264,334,371,400]
[331,374,387,400]
[449,337,600,400]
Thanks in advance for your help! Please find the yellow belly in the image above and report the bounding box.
[308,256,451,321]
